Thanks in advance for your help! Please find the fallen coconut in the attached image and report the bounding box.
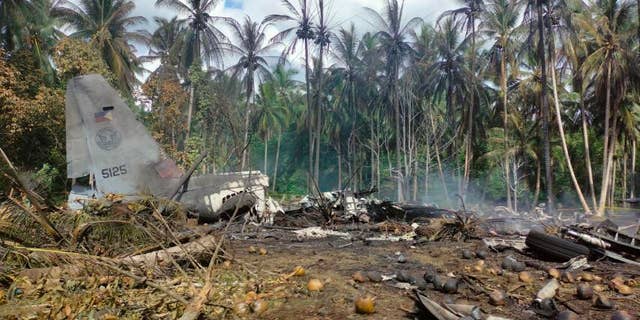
[443,278,459,294]
[548,268,561,279]
[355,296,376,314]
[519,271,534,284]
[292,266,306,276]
[462,249,473,259]
[476,249,488,259]
[307,279,324,292]
[489,290,506,306]
[556,310,579,320]
[594,295,614,309]
[367,271,383,283]
[576,283,593,300]
[611,310,635,320]
[352,271,368,283]
[251,299,268,315]
[258,247,268,255]
[580,272,594,282]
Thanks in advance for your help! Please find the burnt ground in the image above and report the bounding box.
[218,223,640,320]
[2,221,640,319]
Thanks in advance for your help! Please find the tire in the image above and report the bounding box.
[525,230,591,261]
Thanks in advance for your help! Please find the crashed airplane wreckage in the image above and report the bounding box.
[65,74,282,223]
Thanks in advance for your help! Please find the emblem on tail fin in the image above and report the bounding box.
[95,127,122,151]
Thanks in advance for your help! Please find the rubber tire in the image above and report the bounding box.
[525,230,591,261]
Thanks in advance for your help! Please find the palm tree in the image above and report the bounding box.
[0,0,28,50]
[312,0,333,187]
[55,0,149,93]
[482,0,521,210]
[154,0,226,141]
[364,0,422,201]
[576,0,635,215]
[224,16,279,170]
[266,0,315,190]
[439,0,484,196]
[144,17,185,73]
[256,82,289,177]
[270,64,299,191]
[20,0,64,83]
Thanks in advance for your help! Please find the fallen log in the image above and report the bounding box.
[17,234,222,281]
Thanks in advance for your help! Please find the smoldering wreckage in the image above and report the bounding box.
[1,75,639,320]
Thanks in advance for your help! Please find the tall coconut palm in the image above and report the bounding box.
[312,0,333,186]
[266,0,316,190]
[439,0,484,196]
[482,0,521,210]
[224,16,279,170]
[0,0,28,50]
[256,81,289,176]
[144,17,185,73]
[22,0,65,83]
[364,0,422,201]
[154,0,226,141]
[55,0,149,93]
[576,0,635,215]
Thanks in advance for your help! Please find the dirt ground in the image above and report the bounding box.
[2,221,640,319]
[219,224,640,320]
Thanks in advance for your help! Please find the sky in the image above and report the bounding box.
[128,0,460,77]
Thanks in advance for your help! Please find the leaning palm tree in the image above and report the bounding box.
[364,0,422,201]
[224,16,279,170]
[266,0,315,190]
[576,0,635,215]
[154,0,226,141]
[55,0,149,93]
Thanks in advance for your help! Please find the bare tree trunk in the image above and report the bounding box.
[580,94,597,210]
[538,0,554,213]
[623,144,628,203]
[240,99,251,171]
[185,85,195,145]
[263,130,269,174]
[632,139,636,198]
[304,38,313,192]
[550,46,592,214]
[501,52,512,211]
[425,140,430,201]
[463,16,476,199]
[532,159,541,210]
[272,133,281,192]
[598,62,613,215]
[337,143,342,190]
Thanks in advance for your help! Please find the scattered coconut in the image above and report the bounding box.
[367,271,383,283]
[561,271,575,283]
[423,265,438,283]
[248,246,257,254]
[258,247,268,255]
[594,295,614,309]
[576,283,593,300]
[461,249,473,259]
[593,284,606,292]
[519,271,534,284]
[556,310,579,320]
[307,279,324,292]
[292,266,306,276]
[476,249,488,259]
[548,268,561,279]
[222,260,232,269]
[352,271,368,283]
[432,275,446,291]
[611,310,634,320]
[615,283,633,296]
[397,254,407,264]
[443,278,459,294]
[580,272,594,282]
[489,290,506,306]
[396,271,415,284]
[355,296,376,314]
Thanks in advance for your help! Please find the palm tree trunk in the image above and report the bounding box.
[304,38,313,191]
[264,130,269,174]
[338,143,342,190]
[463,16,476,199]
[425,138,430,200]
[185,84,195,145]
[501,53,512,211]
[623,143,628,203]
[550,49,592,214]
[538,0,554,213]
[580,92,597,210]
[240,98,251,171]
[632,139,636,198]
[598,62,613,215]
[314,44,324,188]
[272,133,281,192]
